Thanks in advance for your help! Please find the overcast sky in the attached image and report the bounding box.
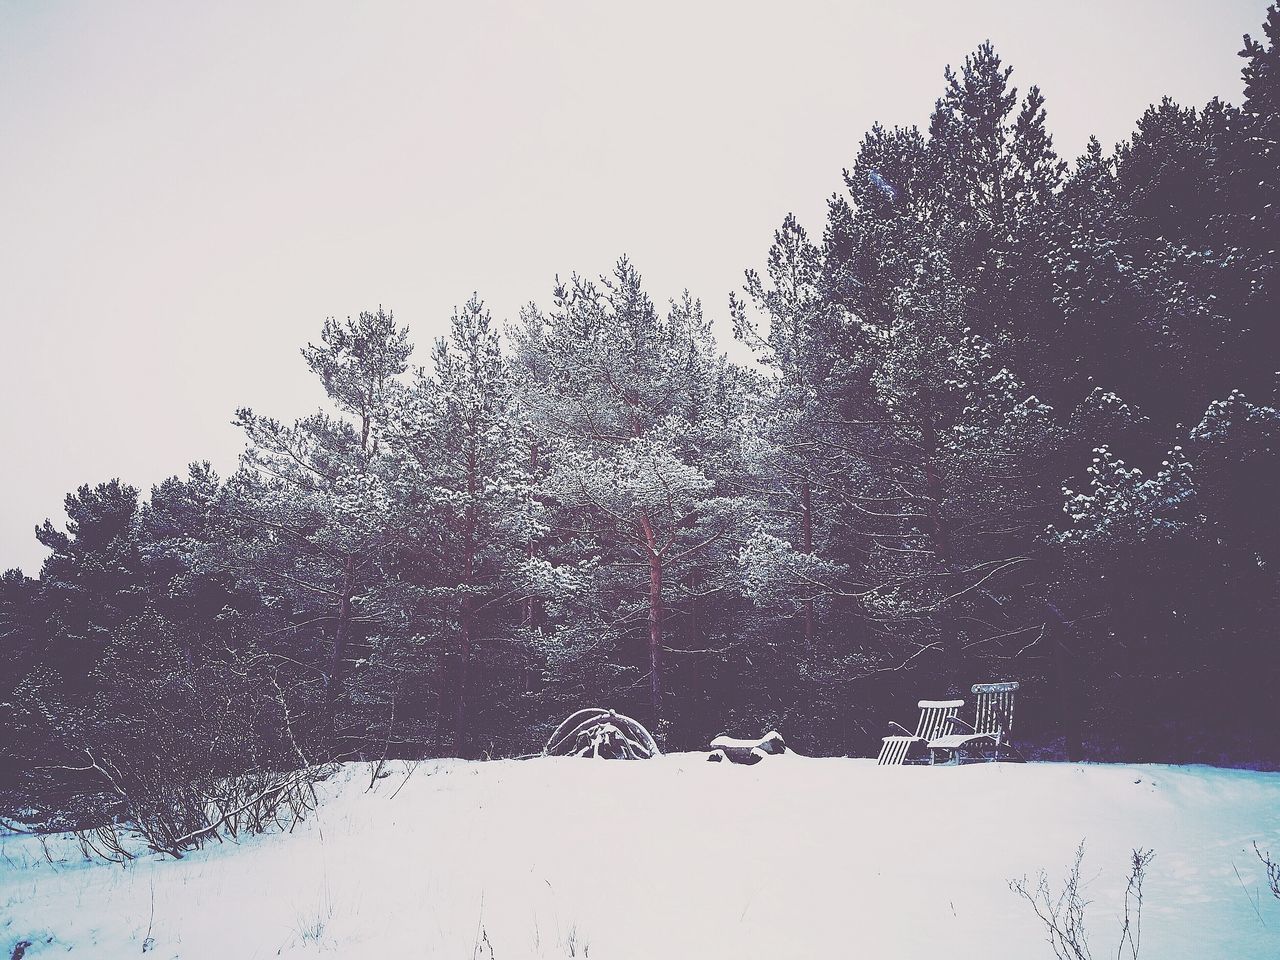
[0,0,1269,574]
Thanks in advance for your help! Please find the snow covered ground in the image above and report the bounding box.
[4,756,1280,958]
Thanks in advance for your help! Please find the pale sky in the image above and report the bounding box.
[0,0,1269,574]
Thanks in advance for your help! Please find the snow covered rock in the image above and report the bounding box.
[708,730,787,764]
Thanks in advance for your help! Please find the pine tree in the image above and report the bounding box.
[931,41,1019,230]
[519,259,756,740]
[382,296,530,757]
[231,308,411,749]
[732,213,863,652]
[810,63,1065,691]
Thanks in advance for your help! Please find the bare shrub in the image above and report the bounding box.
[1011,841,1154,960]
[2,610,337,861]
[1116,848,1155,960]
[60,758,329,860]
[1255,842,1280,902]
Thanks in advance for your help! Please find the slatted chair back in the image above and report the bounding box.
[877,737,912,766]
[915,700,965,740]
[877,699,963,765]
[971,682,1019,742]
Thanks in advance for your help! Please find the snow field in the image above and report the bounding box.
[3,756,1280,958]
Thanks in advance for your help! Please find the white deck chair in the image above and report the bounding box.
[877,699,964,765]
[927,681,1021,763]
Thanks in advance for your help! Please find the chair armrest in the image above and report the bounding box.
[945,716,975,732]
[886,721,916,738]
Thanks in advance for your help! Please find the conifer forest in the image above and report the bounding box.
[2,6,1279,838]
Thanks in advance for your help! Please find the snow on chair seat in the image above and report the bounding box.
[877,699,964,765]
[927,681,1021,763]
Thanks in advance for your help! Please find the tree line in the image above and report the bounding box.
[2,8,1278,825]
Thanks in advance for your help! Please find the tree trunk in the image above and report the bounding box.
[800,477,814,648]
[524,441,541,629]
[434,633,453,751]
[455,442,479,758]
[329,553,357,734]
[639,517,665,738]
[920,405,958,689]
[455,594,473,758]
[687,565,701,652]
[1047,601,1082,762]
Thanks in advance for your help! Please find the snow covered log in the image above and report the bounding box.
[543,708,661,760]
[707,730,787,764]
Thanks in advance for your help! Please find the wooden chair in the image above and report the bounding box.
[927,681,1022,764]
[877,699,964,765]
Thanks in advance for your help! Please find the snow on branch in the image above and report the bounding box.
[543,708,661,760]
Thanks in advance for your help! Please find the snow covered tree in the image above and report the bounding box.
[732,213,861,649]
[927,42,1064,235]
[32,481,146,672]
[229,308,411,748]
[382,295,532,757]
[812,94,1064,690]
[519,260,757,739]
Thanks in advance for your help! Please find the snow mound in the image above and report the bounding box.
[709,729,786,753]
[3,757,1280,958]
